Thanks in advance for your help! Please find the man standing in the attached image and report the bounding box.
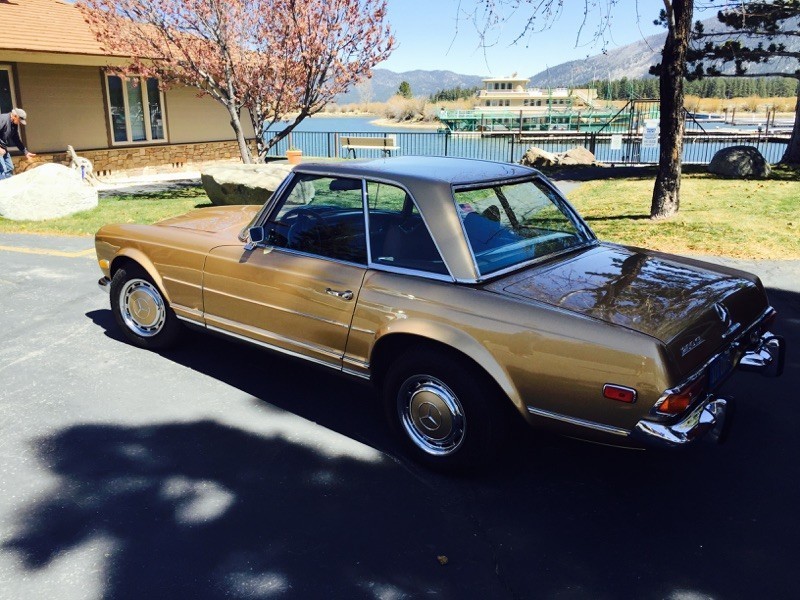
[0,108,36,180]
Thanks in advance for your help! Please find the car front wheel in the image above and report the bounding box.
[383,348,504,471]
[110,266,181,349]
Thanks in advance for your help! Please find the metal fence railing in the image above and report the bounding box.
[263,129,790,166]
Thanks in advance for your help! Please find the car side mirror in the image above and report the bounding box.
[245,226,265,250]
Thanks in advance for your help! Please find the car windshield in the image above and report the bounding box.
[454,178,594,276]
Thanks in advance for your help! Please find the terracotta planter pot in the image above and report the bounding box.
[286,150,302,165]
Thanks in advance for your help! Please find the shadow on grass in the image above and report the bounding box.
[583,214,653,222]
[769,164,800,181]
[541,162,800,182]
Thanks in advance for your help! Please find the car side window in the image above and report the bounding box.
[264,175,367,264]
[366,181,448,275]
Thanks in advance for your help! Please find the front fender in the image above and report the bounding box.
[110,248,171,303]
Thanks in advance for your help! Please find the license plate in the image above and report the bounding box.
[709,347,735,388]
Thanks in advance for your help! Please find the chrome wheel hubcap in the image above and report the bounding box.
[119,278,166,337]
[398,375,465,456]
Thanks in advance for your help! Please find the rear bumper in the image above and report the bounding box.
[632,329,785,448]
[738,332,785,377]
[631,396,731,448]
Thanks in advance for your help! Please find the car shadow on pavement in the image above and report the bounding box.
[4,290,798,599]
[2,420,506,599]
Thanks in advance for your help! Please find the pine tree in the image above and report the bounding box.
[687,0,800,164]
[398,81,413,99]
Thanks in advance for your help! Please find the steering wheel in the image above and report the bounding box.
[286,209,326,251]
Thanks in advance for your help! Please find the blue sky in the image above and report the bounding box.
[380,0,673,76]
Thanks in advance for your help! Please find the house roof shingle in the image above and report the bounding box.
[0,0,126,57]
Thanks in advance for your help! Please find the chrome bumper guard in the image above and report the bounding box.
[98,276,111,294]
[738,332,785,377]
[632,396,732,448]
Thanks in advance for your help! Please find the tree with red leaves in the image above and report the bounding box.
[78,0,394,162]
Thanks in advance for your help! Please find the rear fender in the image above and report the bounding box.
[373,319,524,413]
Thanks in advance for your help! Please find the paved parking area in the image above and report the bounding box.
[0,233,798,599]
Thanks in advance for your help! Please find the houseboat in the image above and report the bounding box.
[438,75,618,133]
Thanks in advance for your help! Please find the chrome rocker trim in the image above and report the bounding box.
[526,406,631,437]
[98,276,111,293]
[632,396,730,448]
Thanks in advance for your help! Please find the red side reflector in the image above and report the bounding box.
[603,384,637,403]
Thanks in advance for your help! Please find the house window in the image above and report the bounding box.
[105,75,166,144]
[1,65,16,114]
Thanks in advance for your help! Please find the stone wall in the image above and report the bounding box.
[12,140,258,178]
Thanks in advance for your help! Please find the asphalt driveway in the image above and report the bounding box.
[0,232,798,599]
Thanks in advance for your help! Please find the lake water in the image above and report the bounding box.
[269,115,438,133]
[264,115,790,165]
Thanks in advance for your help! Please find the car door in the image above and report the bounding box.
[201,174,368,369]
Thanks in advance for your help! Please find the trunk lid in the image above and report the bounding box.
[157,205,260,236]
[486,244,768,376]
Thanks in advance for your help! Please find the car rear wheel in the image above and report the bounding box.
[383,348,503,471]
[110,265,181,349]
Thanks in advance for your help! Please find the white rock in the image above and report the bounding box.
[0,163,98,221]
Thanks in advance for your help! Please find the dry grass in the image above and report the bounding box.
[684,95,797,115]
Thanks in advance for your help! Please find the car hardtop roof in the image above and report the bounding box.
[294,156,539,187]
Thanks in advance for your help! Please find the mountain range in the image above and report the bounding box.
[343,17,799,103]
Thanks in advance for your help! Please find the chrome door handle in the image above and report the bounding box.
[326,288,354,301]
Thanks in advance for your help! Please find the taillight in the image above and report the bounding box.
[657,373,709,415]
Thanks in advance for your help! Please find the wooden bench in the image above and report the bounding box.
[341,135,399,158]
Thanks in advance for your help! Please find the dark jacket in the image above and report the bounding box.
[0,112,28,154]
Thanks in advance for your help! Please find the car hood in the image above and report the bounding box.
[157,205,260,235]
[486,244,768,373]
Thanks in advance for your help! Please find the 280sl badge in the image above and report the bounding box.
[681,335,705,357]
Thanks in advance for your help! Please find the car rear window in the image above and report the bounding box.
[454,179,593,275]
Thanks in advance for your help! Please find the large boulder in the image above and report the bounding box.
[520,146,559,168]
[520,145,596,168]
[0,163,98,221]
[708,146,771,179]
[201,162,295,206]
[558,146,596,166]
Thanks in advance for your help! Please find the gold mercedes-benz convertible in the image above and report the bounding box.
[95,157,785,470]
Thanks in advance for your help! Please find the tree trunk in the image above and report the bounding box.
[780,85,800,165]
[227,105,253,164]
[651,0,694,220]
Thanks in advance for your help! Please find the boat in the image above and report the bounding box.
[438,75,618,133]
[686,112,726,123]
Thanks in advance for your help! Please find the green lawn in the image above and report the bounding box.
[0,186,211,236]
[2,172,799,260]
[566,170,800,260]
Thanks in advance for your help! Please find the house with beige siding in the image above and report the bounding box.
[1,0,256,177]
